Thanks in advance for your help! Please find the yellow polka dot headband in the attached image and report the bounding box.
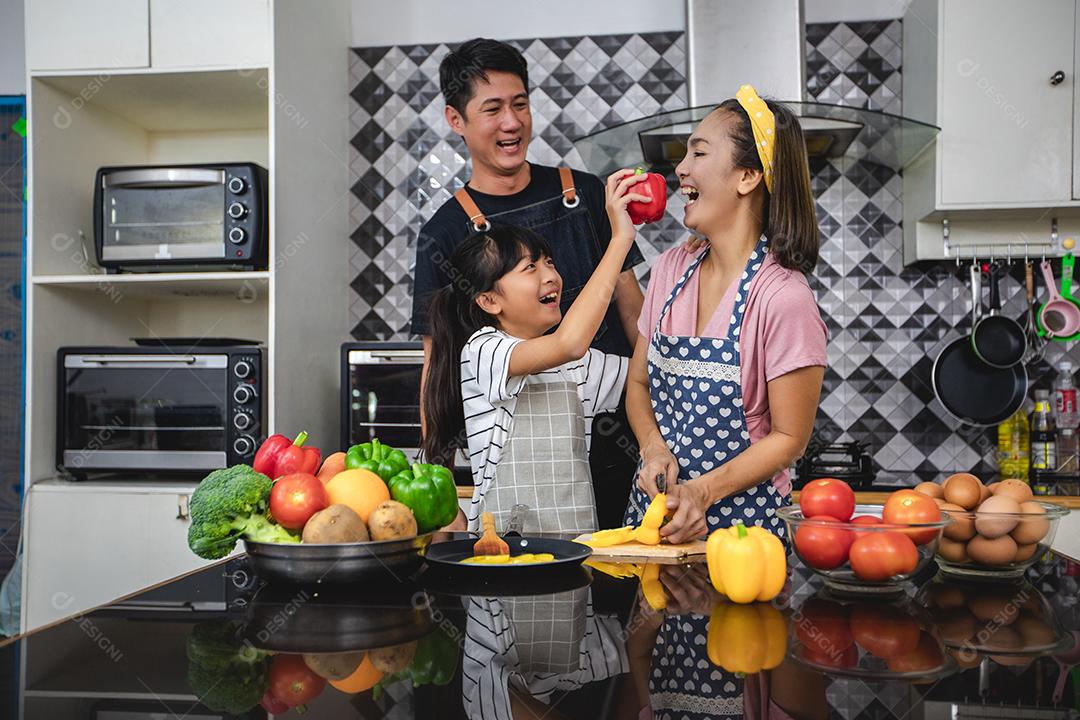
[735,84,775,193]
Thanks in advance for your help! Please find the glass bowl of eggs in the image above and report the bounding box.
[920,474,1070,580]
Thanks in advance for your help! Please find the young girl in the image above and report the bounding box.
[423,170,649,534]
[626,84,828,544]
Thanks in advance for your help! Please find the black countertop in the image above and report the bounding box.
[5,536,1080,720]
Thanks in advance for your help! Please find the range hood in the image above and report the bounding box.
[573,0,939,175]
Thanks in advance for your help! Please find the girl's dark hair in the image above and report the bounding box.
[716,98,820,272]
[439,38,529,117]
[423,225,552,466]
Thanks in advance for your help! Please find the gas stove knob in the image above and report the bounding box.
[228,201,248,219]
[233,384,255,405]
[227,176,247,194]
[228,227,246,244]
[233,435,256,456]
[234,413,253,431]
[233,360,252,379]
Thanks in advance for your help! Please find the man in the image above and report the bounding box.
[411,38,645,530]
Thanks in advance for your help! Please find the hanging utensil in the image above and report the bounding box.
[1024,260,1046,362]
[1039,258,1080,338]
[971,261,1026,368]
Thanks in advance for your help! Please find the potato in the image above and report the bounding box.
[302,504,369,543]
[303,651,365,680]
[370,640,417,674]
[367,500,418,541]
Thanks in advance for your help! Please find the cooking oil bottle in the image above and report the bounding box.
[998,406,1030,479]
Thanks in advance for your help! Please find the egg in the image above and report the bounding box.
[1016,613,1056,646]
[980,625,1024,652]
[987,481,1003,494]
[937,536,969,563]
[988,654,1034,668]
[1014,542,1039,563]
[937,608,976,643]
[967,534,1018,566]
[933,497,947,507]
[978,483,992,504]
[915,481,944,499]
[994,478,1034,504]
[949,648,983,669]
[928,584,967,610]
[939,501,976,541]
[969,592,1019,624]
[943,473,983,509]
[1010,502,1050,545]
[974,495,1021,538]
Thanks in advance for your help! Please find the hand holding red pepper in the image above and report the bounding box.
[626,167,667,224]
[252,431,322,479]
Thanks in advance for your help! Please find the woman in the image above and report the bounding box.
[624,85,827,543]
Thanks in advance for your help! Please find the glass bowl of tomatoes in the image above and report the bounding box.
[778,503,952,595]
[934,501,1069,580]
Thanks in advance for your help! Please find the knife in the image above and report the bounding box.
[656,472,666,493]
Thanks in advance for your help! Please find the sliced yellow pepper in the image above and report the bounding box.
[706,522,787,603]
[581,526,636,548]
[632,493,668,545]
[583,559,642,578]
[639,563,668,610]
[707,601,787,674]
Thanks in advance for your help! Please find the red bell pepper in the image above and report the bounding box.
[252,431,322,479]
[626,167,667,224]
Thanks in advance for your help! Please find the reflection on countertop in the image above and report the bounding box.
[5,536,1080,720]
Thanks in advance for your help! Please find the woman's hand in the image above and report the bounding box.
[637,439,678,498]
[661,480,711,544]
[605,168,650,245]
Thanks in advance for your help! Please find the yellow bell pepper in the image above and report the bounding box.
[581,526,636,548]
[639,563,668,610]
[706,522,787,603]
[583,559,642,579]
[706,601,787,674]
[632,493,667,545]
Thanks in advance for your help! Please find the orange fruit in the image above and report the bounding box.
[325,468,390,523]
[329,652,383,694]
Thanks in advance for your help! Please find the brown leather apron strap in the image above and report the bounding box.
[454,187,490,232]
[558,167,580,207]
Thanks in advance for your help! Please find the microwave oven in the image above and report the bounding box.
[93,163,268,272]
[57,342,264,478]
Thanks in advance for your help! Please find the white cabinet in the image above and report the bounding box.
[938,0,1074,206]
[26,0,149,71]
[23,483,209,631]
[903,0,1080,261]
[150,0,271,68]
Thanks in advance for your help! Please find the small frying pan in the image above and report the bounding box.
[932,262,1027,426]
[1039,258,1080,338]
[424,535,592,577]
[971,262,1026,368]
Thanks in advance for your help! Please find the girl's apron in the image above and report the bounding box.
[624,237,789,537]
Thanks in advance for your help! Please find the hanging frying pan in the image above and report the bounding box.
[932,261,1027,426]
[971,261,1026,367]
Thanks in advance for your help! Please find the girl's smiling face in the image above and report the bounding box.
[476,250,563,337]
[674,110,765,236]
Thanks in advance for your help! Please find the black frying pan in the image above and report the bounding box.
[971,262,1026,367]
[423,535,592,578]
[933,262,1027,426]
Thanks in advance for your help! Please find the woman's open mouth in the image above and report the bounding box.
[681,186,699,205]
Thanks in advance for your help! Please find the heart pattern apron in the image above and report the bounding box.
[624,237,789,537]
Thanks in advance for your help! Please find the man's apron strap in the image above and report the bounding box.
[455,168,580,233]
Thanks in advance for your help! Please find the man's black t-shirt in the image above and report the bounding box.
[410,163,645,357]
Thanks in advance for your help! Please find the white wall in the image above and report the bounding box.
[350,0,685,46]
[804,0,912,23]
[0,0,25,95]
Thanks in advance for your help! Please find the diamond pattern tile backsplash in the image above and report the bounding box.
[348,20,1077,486]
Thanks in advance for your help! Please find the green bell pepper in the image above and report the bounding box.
[408,626,458,686]
[387,462,458,533]
[344,438,410,483]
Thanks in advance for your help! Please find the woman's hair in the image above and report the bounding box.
[422,225,552,466]
[717,98,820,272]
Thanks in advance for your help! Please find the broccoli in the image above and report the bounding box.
[186,619,270,715]
[187,464,299,559]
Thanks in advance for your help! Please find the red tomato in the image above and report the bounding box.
[269,654,326,707]
[795,597,853,654]
[851,515,882,525]
[848,531,919,582]
[799,478,855,522]
[802,640,859,669]
[882,489,942,545]
[794,516,854,570]
[261,690,290,714]
[849,603,921,659]
[885,631,945,673]
[270,473,329,530]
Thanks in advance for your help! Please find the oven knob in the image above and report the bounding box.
[233,360,253,379]
[234,412,253,431]
[228,202,248,219]
[233,435,256,456]
[228,227,246,244]
[233,384,255,405]
[227,176,247,194]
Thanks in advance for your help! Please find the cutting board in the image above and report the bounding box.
[574,534,707,562]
